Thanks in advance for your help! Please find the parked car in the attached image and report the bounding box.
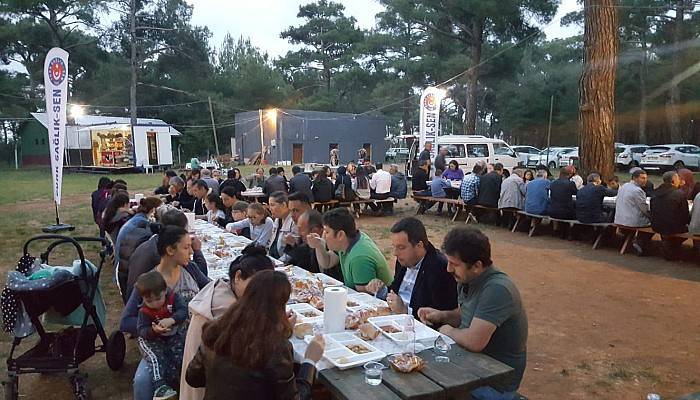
[527,147,576,169]
[385,147,409,162]
[641,144,700,171]
[437,135,520,173]
[615,144,649,169]
[511,145,541,166]
[559,148,579,167]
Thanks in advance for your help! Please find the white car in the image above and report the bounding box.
[641,144,700,171]
[527,147,575,169]
[436,135,520,173]
[385,147,409,162]
[558,148,579,167]
[615,144,649,169]
[511,145,541,166]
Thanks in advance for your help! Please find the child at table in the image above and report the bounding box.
[135,271,188,400]
[205,193,226,226]
[229,201,251,239]
[225,203,274,247]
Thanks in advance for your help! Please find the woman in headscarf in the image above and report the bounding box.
[677,168,700,200]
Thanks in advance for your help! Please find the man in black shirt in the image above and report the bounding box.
[434,146,448,174]
[412,160,431,195]
[576,173,617,223]
[154,170,177,195]
[418,142,433,164]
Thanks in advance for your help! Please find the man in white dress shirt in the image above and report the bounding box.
[368,163,394,215]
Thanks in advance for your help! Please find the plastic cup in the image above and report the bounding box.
[134,193,144,202]
[364,362,384,386]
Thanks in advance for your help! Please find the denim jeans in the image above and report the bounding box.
[470,386,519,400]
[133,359,154,400]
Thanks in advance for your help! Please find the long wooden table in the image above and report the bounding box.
[319,342,514,400]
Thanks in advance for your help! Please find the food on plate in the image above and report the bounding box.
[380,325,402,334]
[347,300,359,307]
[335,357,349,364]
[388,353,425,373]
[300,311,319,318]
[309,296,324,310]
[346,344,371,354]
[358,323,380,340]
[374,306,392,316]
[289,276,324,303]
[293,323,313,339]
[345,309,381,330]
[213,249,230,258]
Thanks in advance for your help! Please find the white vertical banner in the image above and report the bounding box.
[43,47,69,205]
[419,87,445,162]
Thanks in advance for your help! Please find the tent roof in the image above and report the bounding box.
[30,112,181,136]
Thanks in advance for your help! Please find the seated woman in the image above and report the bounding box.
[180,245,274,400]
[186,270,325,400]
[120,226,210,400]
[225,203,274,247]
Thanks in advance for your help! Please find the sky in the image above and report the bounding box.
[185,0,581,58]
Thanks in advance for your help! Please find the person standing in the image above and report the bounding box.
[434,146,448,174]
[289,165,314,202]
[365,218,457,319]
[418,227,528,398]
[419,142,433,164]
[650,171,691,260]
[91,177,112,237]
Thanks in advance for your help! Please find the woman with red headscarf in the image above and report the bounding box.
[676,168,700,200]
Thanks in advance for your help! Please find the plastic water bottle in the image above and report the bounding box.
[647,394,661,400]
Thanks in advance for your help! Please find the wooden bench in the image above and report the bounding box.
[412,194,466,221]
[312,200,338,212]
[615,225,700,255]
[514,211,613,249]
[338,197,395,218]
[468,204,500,224]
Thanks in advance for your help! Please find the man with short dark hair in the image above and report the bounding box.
[165,176,195,211]
[368,163,393,215]
[548,167,578,220]
[191,180,209,216]
[434,146,448,174]
[477,162,503,208]
[264,167,287,195]
[155,170,177,195]
[419,142,433,165]
[412,160,431,195]
[289,165,314,202]
[307,207,391,292]
[651,171,690,260]
[200,169,220,195]
[287,210,343,281]
[460,163,483,205]
[418,227,528,398]
[576,172,617,223]
[366,218,457,319]
[524,169,550,215]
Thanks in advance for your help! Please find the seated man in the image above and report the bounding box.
[154,170,177,195]
[368,163,394,215]
[263,167,287,196]
[423,171,452,215]
[307,207,392,293]
[418,227,528,399]
[576,172,617,223]
[388,164,408,200]
[524,169,550,215]
[412,160,431,196]
[548,166,578,220]
[460,163,483,205]
[165,176,195,211]
[366,218,457,319]
[615,169,652,255]
[289,209,343,281]
[650,171,690,260]
[477,162,503,209]
[191,179,209,216]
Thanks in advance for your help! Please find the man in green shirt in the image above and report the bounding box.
[306,207,391,292]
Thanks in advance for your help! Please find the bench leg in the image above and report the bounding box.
[451,205,461,222]
[592,227,605,250]
[619,230,634,255]
[511,214,522,233]
[528,218,540,237]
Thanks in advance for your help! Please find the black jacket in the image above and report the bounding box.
[220,179,247,196]
[412,168,429,192]
[388,245,457,320]
[575,183,616,223]
[289,174,314,202]
[312,178,334,203]
[264,175,288,195]
[650,183,690,235]
[477,172,502,208]
[548,178,578,219]
[286,243,343,282]
[334,168,356,201]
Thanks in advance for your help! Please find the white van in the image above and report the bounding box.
[435,135,520,174]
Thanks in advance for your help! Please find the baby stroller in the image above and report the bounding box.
[2,235,126,399]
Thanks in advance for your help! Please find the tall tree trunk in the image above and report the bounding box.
[402,95,412,136]
[638,37,648,144]
[579,0,619,180]
[129,0,138,166]
[464,19,484,135]
[666,2,684,143]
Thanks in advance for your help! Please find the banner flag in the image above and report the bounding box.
[43,47,69,205]
[418,87,445,162]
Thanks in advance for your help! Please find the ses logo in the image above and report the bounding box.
[423,93,438,112]
[48,57,66,86]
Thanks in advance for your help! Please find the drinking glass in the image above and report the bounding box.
[364,362,384,386]
[403,315,416,353]
[434,335,451,363]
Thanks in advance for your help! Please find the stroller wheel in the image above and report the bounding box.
[70,372,92,400]
[3,374,18,400]
[106,331,126,371]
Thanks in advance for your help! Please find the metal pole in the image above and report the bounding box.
[545,94,554,167]
[208,97,220,158]
[129,0,138,169]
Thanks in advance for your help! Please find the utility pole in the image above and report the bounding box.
[207,97,220,158]
[129,0,138,168]
[545,94,554,167]
[258,109,265,162]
